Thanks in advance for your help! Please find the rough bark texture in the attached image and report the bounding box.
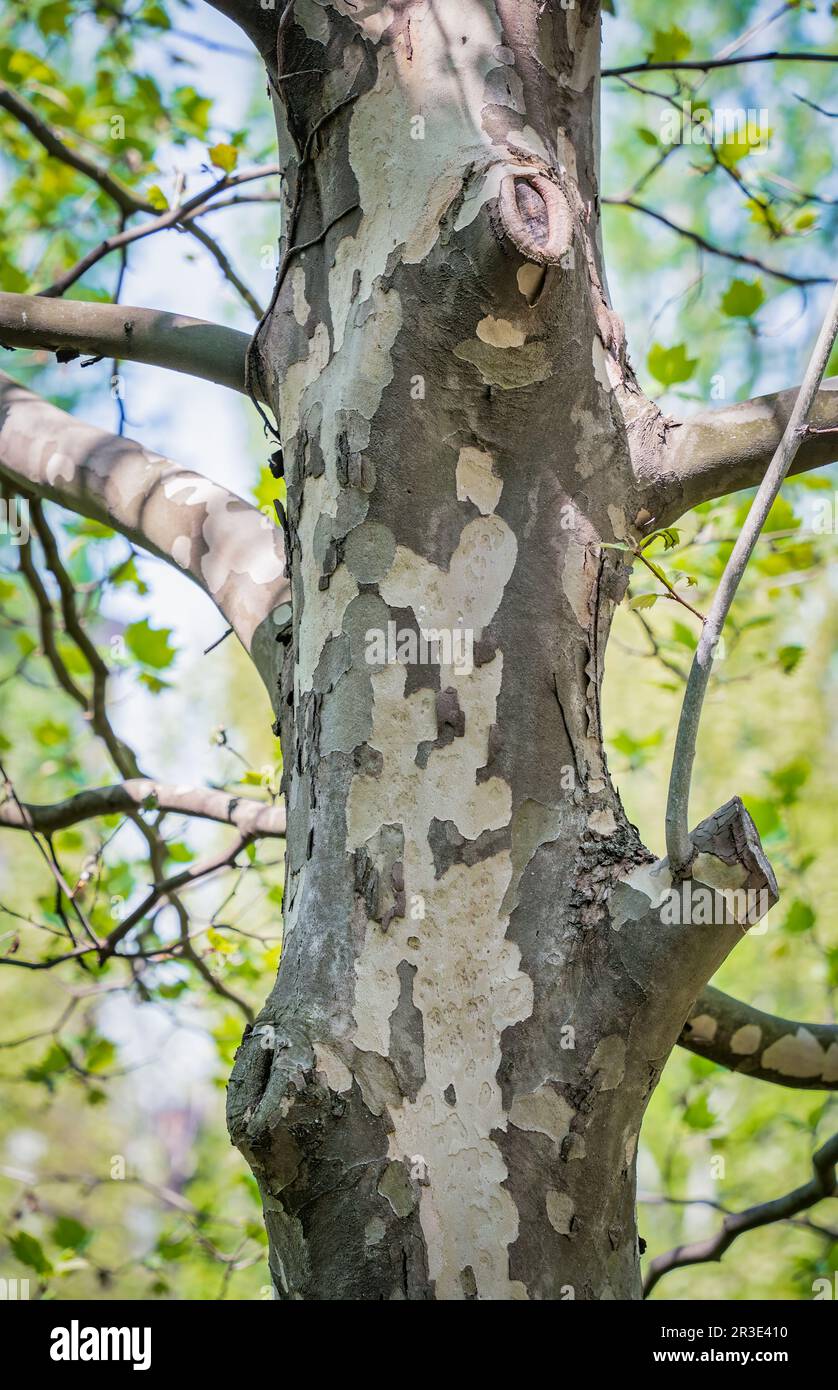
[225,1,776,1300]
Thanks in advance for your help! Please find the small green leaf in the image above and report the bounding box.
[743,796,780,838]
[208,142,238,174]
[33,719,69,747]
[640,527,680,552]
[783,899,815,935]
[671,620,697,650]
[746,197,783,235]
[683,1094,716,1130]
[165,841,193,863]
[51,1217,91,1252]
[157,1234,190,1262]
[777,644,804,674]
[647,342,698,388]
[125,619,176,670]
[146,184,169,211]
[25,1043,69,1088]
[720,278,765,318]
[767,761,811,806]
[84,1036,116,1074]
[139,1,172,28]
[138,672,172,695]
[647,25,691,64]
[207,928,234,954]
[10,1231,53,1275]
[629,592,658,609]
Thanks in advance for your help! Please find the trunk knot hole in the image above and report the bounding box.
[499,173,573,265]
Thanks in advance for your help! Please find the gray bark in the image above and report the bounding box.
[222,1,781,1300]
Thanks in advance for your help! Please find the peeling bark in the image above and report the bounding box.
[224,0,782,1300]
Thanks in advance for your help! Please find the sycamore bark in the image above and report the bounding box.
[223,1,778,1300]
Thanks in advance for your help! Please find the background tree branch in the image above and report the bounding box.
[643,1132,838,1295]
[0,779,286,838]
[679,985,838,1089]
[604,51,838,78]
[0,293,254,397]
[0,371,288,657]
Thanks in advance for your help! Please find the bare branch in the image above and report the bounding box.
[0,371,289,657]
[665,280,838,872]
[603,199,829,288]
[0,81,152,216]
[0,292,255,397]
[29,496,140,779]
[37,167,279,301]
[0,80,277,313]
[603,52,838,78]
[679,985,838,1090]
[643,1132,838,1295]
[637,379,838,520]
[98,835,256,962]
[183,223,264,319]
[609,798,777,1047]
[0,780,285,838]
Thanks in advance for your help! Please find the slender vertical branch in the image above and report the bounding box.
[665,279,838,872]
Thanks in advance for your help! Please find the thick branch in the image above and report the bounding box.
[0,371,288,656]
[202,0,283,64]
[0,293,255,397]
[638,378,838,521]
[679,986,838,1090]
[644,1132,838,1296]
[0,779,286,838]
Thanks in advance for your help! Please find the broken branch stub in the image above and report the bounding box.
[611,798,778,1046]
[689,796,779,913]
[498,173,573,265]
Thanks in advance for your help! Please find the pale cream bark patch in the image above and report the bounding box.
[314,1043,353,1094]
[283,283,402,694]
[516,262,547,305]
[341,493,534,1297]
[686,1014,718,1044]
[455,446,503,515]
[509,1083,574,1146]
[545,1190,575,1236]
[561,519,600,628]
[476,315,527,348]
[730,1025,762,1055]
[453,336,552,389]
[587,807,618,836]
[587,1034,626,1091]
[761,1027,838,1081]
[291,264,310,327]
[329,2,512,356]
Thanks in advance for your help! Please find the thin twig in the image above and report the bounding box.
[604,52,838,78]
[602,199,829,287]
[643,1133,838,1295]
[665,278,838,871]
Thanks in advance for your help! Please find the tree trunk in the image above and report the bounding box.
[226,0,776,1300]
